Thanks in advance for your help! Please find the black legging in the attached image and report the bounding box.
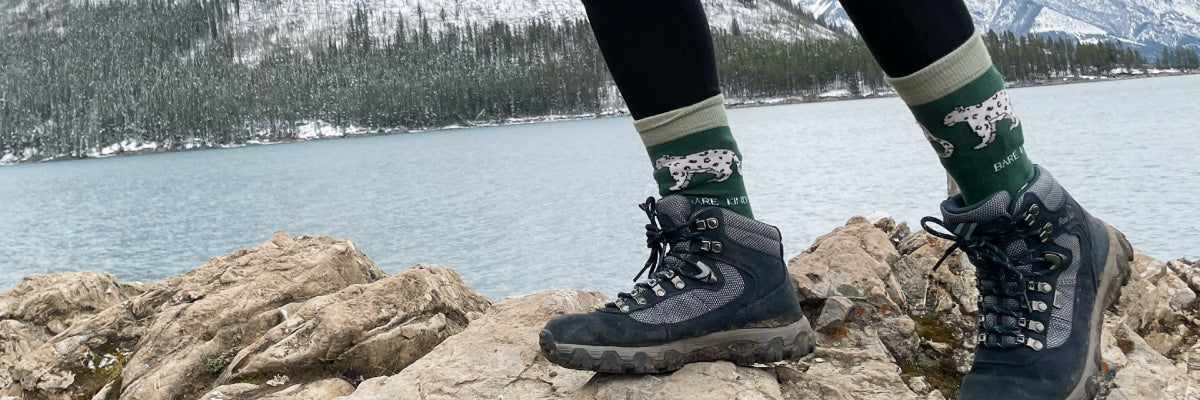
[840,0,976,77]
[581,0,721,119]
[581,0,976,118]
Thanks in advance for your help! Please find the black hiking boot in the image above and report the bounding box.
[539,195,816,373]
[922,166,1133,400]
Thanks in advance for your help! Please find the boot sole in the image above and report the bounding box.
[1065,223,1133,400]
[539,317,816,374]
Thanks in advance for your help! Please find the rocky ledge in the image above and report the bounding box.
[1,219,1197,400]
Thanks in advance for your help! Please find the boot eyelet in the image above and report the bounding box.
[1024,336,1044,351]
[1037,222,1054,242]
[671,276,686,289]
[705,218,719,230]
[1027,281,1052,293]
[710,241,723,253]
[1043,252,1067,269]
[694,220,707,231]
[1030,300,1048,312]
[1023,204,1040,226]
[699,240,712,251]
[635,297,647,306]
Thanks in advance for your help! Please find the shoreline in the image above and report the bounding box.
[2,220,1197,399]
[2,70,1194,166]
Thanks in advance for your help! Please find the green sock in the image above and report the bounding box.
[635,94,753,218]
[887,32,1036,204]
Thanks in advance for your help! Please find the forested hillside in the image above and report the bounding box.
[0,0,1195,163]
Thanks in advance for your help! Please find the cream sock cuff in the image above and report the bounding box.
[633,94,728,147]
[886,30,993,106]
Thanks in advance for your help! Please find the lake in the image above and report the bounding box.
[2,74,1198,299]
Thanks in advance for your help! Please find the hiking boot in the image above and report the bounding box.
[539,195,816,373]
[922,166,1133,400]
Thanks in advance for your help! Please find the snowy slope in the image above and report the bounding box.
[225,0,837,49]
[1,0,839,57]
[792,0,1200,53]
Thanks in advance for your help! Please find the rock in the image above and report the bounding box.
[890,230,977,315]
[220,264,490,383]
[1117,252,1179,333]
[196,383,260,400]
[0,319,49,394]
[814,296,854,333]
[778,336,919,400]
[0,270,145,329]
[1105,323,1192,399]
[576,362,783,400]
[335,289,608,400]
[888,222,911,246]
[788,216,904,310]
[5,219,1198,400]
[907,376,930,395]
[1168,258,1200,294]
[10,232,387,400]
[259,378,355,400]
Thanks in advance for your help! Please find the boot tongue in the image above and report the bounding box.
[939,166,1059,273]
[654,195,696,230]
[653,195,699,272]
[940,166,1058,227]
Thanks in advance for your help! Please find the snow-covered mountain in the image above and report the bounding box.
[220,0,838,51]
[793,0,1200,54]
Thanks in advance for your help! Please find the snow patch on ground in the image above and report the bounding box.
[294,120,347,140]
[91,138,160,157]
[817,89,851,98]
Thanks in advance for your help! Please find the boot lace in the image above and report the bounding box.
[922,215,1055,350]
[606,197,708,313]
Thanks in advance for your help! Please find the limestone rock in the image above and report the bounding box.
[259,378,355,400]
[196,383,260,400]
[788,216,904,311]
[5,218,1199,400]
[1,319,49,395]
[1104,323,1192,399]
[890,230,977,316]
[335,289,608,400]
[10,232,387,400]
[778,336,919,400]
[0,271,145,329]
[220,264,490,383]
[814,296,854,334]
[577,362,783,400]
[1118,252,1182,333]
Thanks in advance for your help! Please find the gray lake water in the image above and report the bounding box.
[2,74,1198,299]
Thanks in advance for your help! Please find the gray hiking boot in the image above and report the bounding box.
[923,166,1133,400]
[539,195,816,373]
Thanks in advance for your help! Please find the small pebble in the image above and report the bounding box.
[549,370,558,377]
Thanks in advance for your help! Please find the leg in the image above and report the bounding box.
[582,0,753,217]
[843,0,1033,204]
[841,1,1134,398]
[539,0,815,373]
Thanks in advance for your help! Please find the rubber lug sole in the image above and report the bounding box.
[539,317,816,374]
[1066,223,1133,400]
